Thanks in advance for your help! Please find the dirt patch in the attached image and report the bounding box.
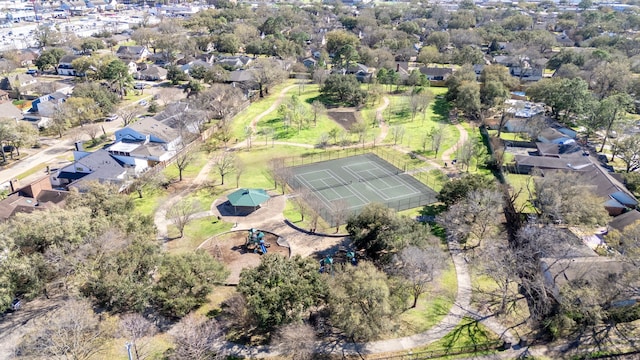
[200,230,289,285]
[327,108,361,130]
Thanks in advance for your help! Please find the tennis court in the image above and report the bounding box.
[288,153,438,225]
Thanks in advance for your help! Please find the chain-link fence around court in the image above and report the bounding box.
[286,151,438,227]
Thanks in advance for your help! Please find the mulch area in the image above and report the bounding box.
[201,230,289,285]
[327,108,360,130]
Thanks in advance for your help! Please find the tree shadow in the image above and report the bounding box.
[432,96,451,123]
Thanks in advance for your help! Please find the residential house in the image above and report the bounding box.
[115,117,182,154]
[17,50,38,67]
[540,256,637,307]
[0,176,69,221]
[538,128,576,145]
[116,46,150,62]
[301,57,317,69]
[419,66,454,82]
[50,147,131,191]
[180,60,212,74]
[217,55,253,69]
[30,91,68,115]
[127,61,137,75]
[135,65,168,81]
[57,55,82,76]
[1,73,38,93]
[608,209,640,233]
[0,101,24,120]
[536,142,584,158]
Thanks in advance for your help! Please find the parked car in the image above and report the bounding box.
[134,83,144,90]
[25,69,37,75]
[105,114,118,122]
[138,99,148,106]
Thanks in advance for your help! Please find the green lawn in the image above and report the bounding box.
[487,130,530,142]
[407,317,499,358]
[131,186,168,217]
[397,260,457,336]
[166,217,233,254]
[231,80,297,140]
[163,151,209,181]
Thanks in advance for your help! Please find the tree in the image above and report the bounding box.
[81,236,160,313]
[120,313,157,360]
[320,74,366,106]
[455,81,481,120]
[311,100,326,126]
[327,262,400,341]
[102,59,134,99]
[117,106,142,126]
[63,97,101,126]
[347,203,431,263]
[445,64,476,103]
[614,134,640,173]
[418,45,441,65]
[153,252,228,318]
[393,245,448,308]
[214,151,235,185]
[476,240,521,315]
[35,48,67,72]
[325,30,359,56]
[17,298,111,360]
[72,82,119,114]
[234,157,245,188]
[174,145,195,182]
[184,80,204,98]
[237,254,327,331]
[598,93,633,153]
[170,313,223,360]
[131,27,157,50]
[438,189,504,248]
[83,124,101,144]
[270,324,317,360]
[436,174,494,207]
[534,171,610,226]
[248,58,288,98]
[425,31,450,52]
[34,25,61,47]
[428,124,446,156]
[526,77,591,124]
[167,198,201,238]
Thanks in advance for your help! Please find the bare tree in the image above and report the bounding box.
[331,199,351,233]
[83,124,101,144]
[216,121,233,148]
[117,106,142,126]
[293,187,311,222]
[438,189,504,249]
[130,171,165,198]
[268,158,292,195]
[270,323,317,360]
[173,145,195,182]
[391,125,405,145]
[170,313,223,360]
[17,298,112,360]
[311,100,326,126]
[476,241,521,315]
[245,126,254,149]
[394,245,448,308]
[214,152,235,185]
[168,198,201,238]
[428,124,446,156]
[157,87,181,107]
[120,313,157,360]
[195,84,244,121]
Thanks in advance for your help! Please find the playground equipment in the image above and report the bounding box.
[319,249,358,273]
[246,228,269,254]
[319,254,333,274]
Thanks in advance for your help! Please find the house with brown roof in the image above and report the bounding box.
[116,46,150,62]
[0,176,68,221]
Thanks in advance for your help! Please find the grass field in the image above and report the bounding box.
[504,173,536,213]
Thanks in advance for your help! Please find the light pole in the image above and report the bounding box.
[125,342,133,360]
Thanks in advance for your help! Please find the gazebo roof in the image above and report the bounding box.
[227,188,270,207]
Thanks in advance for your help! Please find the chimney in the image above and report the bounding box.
[74,141,83,151]
[9,179,19,193]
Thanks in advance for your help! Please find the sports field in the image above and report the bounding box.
[288,153,437,225]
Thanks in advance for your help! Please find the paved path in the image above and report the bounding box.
[375,97,390,144]
[442,123,469,163]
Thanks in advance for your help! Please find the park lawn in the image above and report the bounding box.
[103,332,173,360]
[234,145,316,189]
[487,130,530,142]
[396,260,457,337]
[505,173,536,213]
[166,216,234,254]
[231,80,297,140]
[163,150,209,181]
[132,186,168,217]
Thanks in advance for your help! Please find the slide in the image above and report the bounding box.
[260,243,267,254]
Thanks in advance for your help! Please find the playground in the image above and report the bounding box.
[199,229,290,285]
[288,153,438,224]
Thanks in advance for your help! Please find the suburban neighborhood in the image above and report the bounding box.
[0,0,640,359]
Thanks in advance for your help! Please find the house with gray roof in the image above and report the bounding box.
[116,46,150,62]
[50,148,130,190]
[135,65,168,81]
